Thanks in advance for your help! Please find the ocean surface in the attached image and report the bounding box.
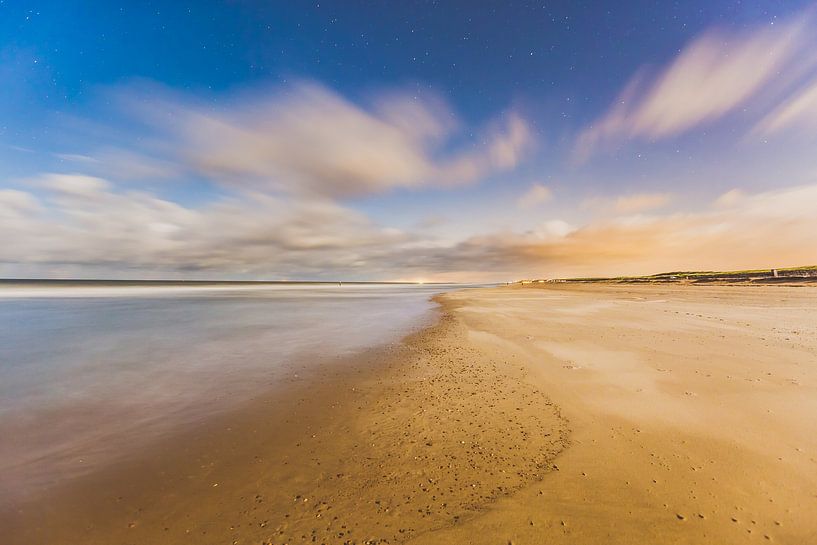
[0,281,466,504]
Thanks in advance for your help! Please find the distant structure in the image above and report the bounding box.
[772,268,779,278]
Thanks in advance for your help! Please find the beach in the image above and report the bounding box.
[5,283,817,544]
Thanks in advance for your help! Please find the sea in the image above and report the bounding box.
[0,281,470,505]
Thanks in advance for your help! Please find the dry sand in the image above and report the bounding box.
[4,284,817,544]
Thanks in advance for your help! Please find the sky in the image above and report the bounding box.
[1,0,817,281]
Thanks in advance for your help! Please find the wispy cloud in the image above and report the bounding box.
[109,81,535,198]
[754,74,817,135]
[575,9,817,160]
[583,192,672,214]
[714,188,745,207]
[612,192,672,214]
[57,148,183,181]
[517,183,553,209]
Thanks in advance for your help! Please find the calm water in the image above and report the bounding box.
[0,282,464,504]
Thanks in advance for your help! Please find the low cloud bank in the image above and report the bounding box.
[2,175,815,281]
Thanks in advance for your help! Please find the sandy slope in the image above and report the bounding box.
[5,284,816,544]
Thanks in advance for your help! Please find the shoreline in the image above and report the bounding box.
[6,283,817,544]
[0,282,446,508]
[5,288,569,544]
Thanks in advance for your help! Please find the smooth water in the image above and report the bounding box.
[0,282,462,503]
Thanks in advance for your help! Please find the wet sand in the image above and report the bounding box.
[4,301,568,544]
[5,284,817,544]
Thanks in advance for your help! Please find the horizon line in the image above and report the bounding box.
[0,278,476,286]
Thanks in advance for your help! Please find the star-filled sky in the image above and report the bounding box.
[2,1,817,281]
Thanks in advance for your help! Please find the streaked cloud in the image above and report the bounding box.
[714,188,745,207]
[54,153,98,164]
[613,192,672,214]
[488,114,533,169]
[2,71,814,282]
[755,75,817,135]
[583,192,672,215]
[110,82,535,198]
[575,9,817,160]
[517,183,553,209]
[64,149,183,181]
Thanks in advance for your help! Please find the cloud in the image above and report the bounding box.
[434,184,817,278]
[2,174,815,281]
[0,79,542,280]
[488,114,533,169]
[57,148,183,181]
[583,192,672,214]
[575,9,817,160]
[517,183,553,209]
[0,189,40,215]
[754,74,817,135]
[40,173,111,199]
[373,183,817,281]
[0,174,412,278]
[55,153,98,164]
[533,219,573,238]
[613,192,672,214]
[3,76,813,282]
[112,81,534,198]
[714,188,745,207]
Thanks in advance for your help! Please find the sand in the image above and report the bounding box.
[4,283,817,544]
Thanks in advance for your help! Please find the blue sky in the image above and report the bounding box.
[2,1,817,280]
